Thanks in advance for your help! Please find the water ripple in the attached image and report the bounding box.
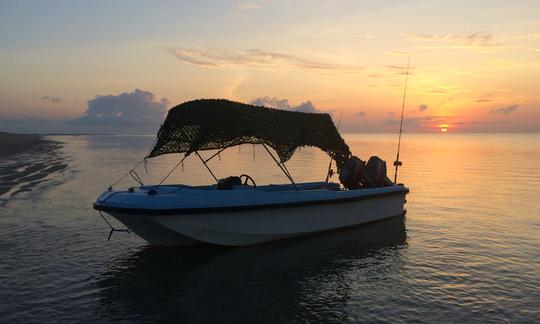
[0,134,539,322]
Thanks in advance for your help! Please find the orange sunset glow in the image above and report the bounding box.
[1,2,540,323]
[0,2,539,134]
[438,124,450,133]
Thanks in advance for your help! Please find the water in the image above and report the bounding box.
[1,134,539,322]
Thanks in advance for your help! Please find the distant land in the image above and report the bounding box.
[0,132,45,156]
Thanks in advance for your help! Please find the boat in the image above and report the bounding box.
[93,99,409,247]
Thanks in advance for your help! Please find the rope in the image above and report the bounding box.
[98,211,130,241]
[129,170,144,186]
[144,135,159,159]
[109,158,146,189]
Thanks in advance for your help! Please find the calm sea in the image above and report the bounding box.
[0,134,539,322]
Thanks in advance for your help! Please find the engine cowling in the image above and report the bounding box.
[339,156,365,189]
[361,156,387,188]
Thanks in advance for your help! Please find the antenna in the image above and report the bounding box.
[325,108,344,182]
[393,57,410,185]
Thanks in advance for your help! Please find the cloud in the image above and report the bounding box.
[402,32,502,51]
[385,64,413,75]
[72,89,168,125]
[475,94,493,103]
[384,114,469,128]
[368,73,383,78]
[418,104,428,112]
[499,33,540,41]
[384,115,438,129]
[356,111,366,117]
[0,89,168,134]
[491,104,518,115]
[434,96,454,108]
[294,101,319,113]
[167,48,362,72]
[41,96,61,103]
[249,97,321,113]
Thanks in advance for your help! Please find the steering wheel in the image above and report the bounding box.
[239,174,256,188]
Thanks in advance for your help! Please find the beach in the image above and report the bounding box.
[0,132,45,156]
[0,132,67,201]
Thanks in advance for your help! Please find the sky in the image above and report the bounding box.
[0,0,539,133]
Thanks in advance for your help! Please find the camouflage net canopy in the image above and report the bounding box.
[148,99,351,171]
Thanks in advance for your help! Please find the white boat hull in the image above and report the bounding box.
[100,185,408,247]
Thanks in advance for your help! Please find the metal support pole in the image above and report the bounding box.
[261,143,298,190]
[204,146,229,163]
[157,153,189,186]
[196,151,218,182]
[280,161,295,183]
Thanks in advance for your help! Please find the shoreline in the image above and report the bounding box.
[0,132,67,201]
[0,132,46,156]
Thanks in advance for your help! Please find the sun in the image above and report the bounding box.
[438,124,449,133]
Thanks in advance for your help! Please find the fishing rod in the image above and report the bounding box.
[325,108,344,182]
[393,57,410,185]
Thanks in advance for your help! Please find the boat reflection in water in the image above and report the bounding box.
[96,216,407,322]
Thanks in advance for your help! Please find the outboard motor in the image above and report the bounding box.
[339,156,365,189]
[361,156,387,188]
[340,155,391,189]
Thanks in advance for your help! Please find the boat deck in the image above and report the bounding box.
[94,182,408,213]
[139,181,341,192]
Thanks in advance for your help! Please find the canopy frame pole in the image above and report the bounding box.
[281,162,298,191]
[280,161,295,183]
[204,146,229,163]
[157,153,189,186]
[277,159,296,189]
[195,151,218,183]
[261,143,298,190]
